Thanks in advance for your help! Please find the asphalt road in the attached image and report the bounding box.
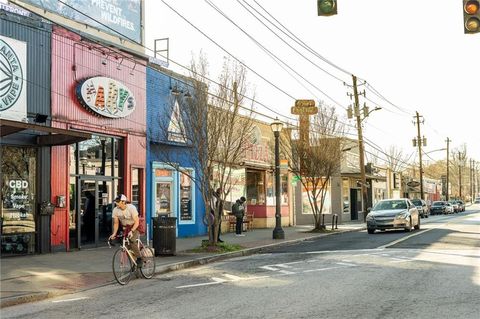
[4,209,479,319]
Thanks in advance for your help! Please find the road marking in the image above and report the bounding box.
[377,228,434,249]
[336,262,357,267]
[52,297,89,303]
[212,277,228,283]
[223,274,242,281]
[279,270,296,275]
[260,265,279,271]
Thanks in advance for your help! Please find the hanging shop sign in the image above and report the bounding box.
[0,35,27,122]
[76,77,136,118]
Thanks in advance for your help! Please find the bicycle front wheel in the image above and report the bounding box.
[112,248,132,285]
[140,247,156,279]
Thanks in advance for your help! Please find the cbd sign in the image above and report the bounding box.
[9,180,28,189]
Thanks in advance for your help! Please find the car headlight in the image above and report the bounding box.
[366,214,374,221]
[395,211,408,219]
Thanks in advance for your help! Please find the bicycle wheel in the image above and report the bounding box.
[112,248,132,285]
[140,247,156,279]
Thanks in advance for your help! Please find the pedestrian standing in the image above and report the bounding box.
[232,196,246,236]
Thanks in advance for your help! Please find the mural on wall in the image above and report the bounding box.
[0,35,27,122]
[75,76,136,118]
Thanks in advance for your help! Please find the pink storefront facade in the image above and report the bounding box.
[49,26,147,251]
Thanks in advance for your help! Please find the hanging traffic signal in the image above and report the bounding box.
[317,0,337,16]
[463,0,480,33]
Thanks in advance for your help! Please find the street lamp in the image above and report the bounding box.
[271,118,285,240]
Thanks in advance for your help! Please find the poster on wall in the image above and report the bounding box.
[0,35,27,122]
[179,172,192,221]
[15,0,142,43]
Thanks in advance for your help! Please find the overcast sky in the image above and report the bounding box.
[145,0,480,169]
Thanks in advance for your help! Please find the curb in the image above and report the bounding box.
[1,226,365,308]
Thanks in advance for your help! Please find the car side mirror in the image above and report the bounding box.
[367,207,371,213]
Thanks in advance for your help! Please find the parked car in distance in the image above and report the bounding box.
[474,197,480,204]
[445,202,455,214]
[430,201,447,215]
[366,198,420,234]
[454,200,465,212]
[411,199,429,218]
[448,200,459,213]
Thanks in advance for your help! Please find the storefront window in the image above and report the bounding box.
[1,146,36,255]
[281,174,288,205]
[246,170,265,205]
[342,178,350,213]
[156,182,172,214]
[131,167,143,213]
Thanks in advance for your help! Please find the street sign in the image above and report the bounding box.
[407,180,420,187]
[291,100,317,115]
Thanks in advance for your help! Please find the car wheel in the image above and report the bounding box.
[414,217,420,230]
[405,217,412,232]
[367,228,375,234]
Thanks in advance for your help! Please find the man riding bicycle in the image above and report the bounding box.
[109,194,143,268]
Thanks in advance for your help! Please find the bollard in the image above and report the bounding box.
[322,214,325,227]
[332,214,338,230]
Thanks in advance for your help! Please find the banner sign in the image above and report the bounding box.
[0,35,27,122]
[18,0,142,43]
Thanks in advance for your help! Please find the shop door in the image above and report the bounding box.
[79,179,114,247]
[350,189,358,220]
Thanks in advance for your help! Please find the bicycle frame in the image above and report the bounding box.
[108,235,143,266]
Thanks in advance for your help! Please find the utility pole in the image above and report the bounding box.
[413,112,425,200]
[470,159,473,202]
[346,75,381,221]
[446,138,451,201]
[352,75,368,220]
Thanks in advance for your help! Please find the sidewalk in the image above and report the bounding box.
[1,222,365,308]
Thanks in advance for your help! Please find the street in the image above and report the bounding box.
[3,209,479,319]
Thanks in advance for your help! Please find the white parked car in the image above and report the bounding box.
[445,202,455,214]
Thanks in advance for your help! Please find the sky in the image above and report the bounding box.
[144,0,480,170]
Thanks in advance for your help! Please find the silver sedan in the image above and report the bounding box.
[366,198,420,234]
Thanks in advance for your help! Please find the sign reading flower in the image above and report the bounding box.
[76,77,135,118]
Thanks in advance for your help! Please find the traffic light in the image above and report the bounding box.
[463,0,480,33]
[317,0,337,16]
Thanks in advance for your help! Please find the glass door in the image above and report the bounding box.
[78,179,115,247]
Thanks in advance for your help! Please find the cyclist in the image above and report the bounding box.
[109,194,143,268]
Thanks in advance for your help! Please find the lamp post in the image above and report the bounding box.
[271,118,285,239]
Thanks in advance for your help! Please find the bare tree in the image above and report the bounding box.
[152,54,255,245]
[282,105,345,230]
[384,146,412,173]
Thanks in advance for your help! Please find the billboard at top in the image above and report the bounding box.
[17,0,142,43]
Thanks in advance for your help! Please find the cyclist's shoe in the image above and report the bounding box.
[136,257,143,268]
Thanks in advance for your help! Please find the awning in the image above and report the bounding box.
[341,172,387,181]
[0,118,91,146]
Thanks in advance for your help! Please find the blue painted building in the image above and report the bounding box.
[145,66,206,238]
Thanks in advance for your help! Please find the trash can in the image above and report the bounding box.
[152,214,177,256]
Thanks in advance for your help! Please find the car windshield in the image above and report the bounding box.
[411,199,422,205]
[432,202,444,206]
[373,200,407,211]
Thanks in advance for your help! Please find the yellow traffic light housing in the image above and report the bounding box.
[464,0,480,33]
[317,0,337,16]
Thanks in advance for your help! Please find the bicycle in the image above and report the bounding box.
[108,233,156,285]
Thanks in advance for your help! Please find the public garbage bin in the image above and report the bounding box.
[152,214,177,256]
